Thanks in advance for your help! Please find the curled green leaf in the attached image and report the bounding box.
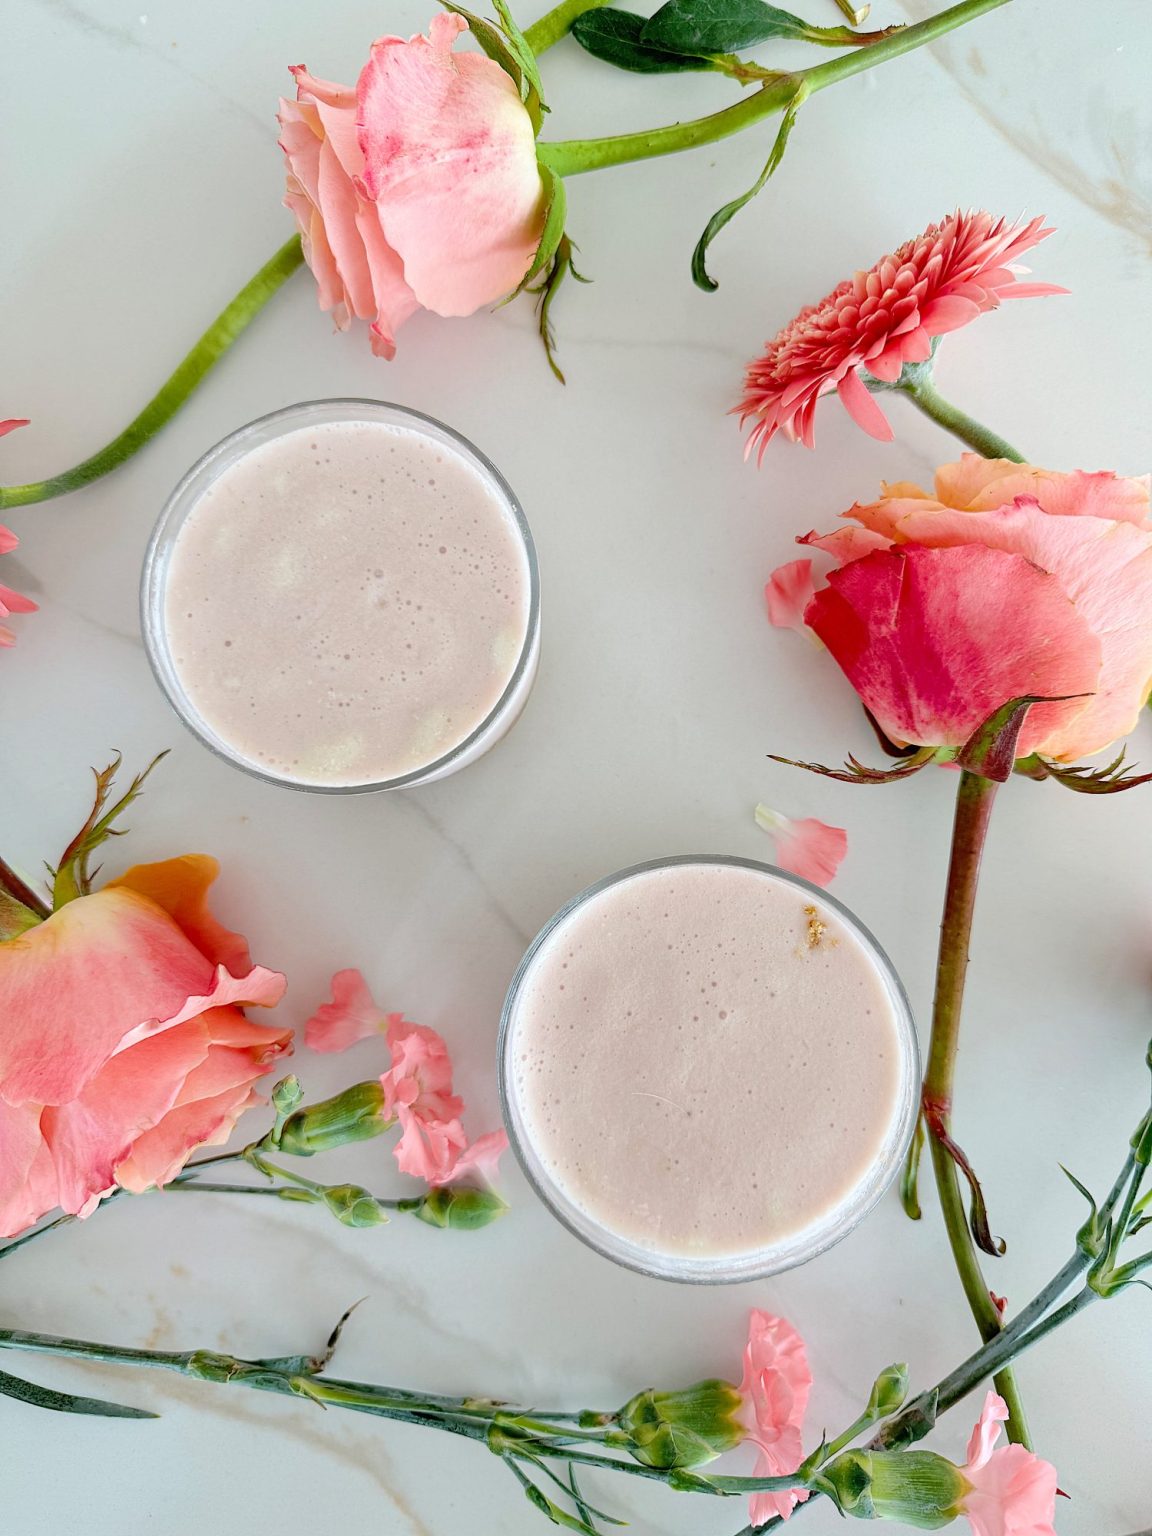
[690,78,805,289]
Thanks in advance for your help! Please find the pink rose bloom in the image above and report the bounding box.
[754,806,847,886]
[278,15,545,357]
[738,212,1065,455]
[767,458,1152,762]
[737,1310,813,1525]
[958,1392,1058,1536]
[0,419,38,646]
[0,857,292,1238]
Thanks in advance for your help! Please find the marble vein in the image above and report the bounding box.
[398,793,533,949]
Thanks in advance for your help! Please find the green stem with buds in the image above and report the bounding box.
[536,0,1011,176]
[920,771,1030,1445]
[897,372,1026,461]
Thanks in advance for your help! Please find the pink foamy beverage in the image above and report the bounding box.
[500,856,919,1282]
[142,400,539,791]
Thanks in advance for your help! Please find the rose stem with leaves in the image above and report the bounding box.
[0,0,1011,509]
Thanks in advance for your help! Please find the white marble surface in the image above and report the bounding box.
[5,1,1152,1531]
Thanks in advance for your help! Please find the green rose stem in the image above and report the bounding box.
[896,372,1026,462]
[0,0,1008,510]
[0,237,305,510]
[535,0,1011,176]
[919,770,1032,1446]
[523,0,615,52]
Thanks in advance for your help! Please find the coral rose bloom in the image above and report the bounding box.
[767,458,1152,763]
[0,856,291,1238]
[739,211,1065,455]
[278,15,545,357]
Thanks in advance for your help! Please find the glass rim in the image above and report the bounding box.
[140,397,541,794]
[498,854,921,1285]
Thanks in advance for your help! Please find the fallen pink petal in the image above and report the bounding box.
[755,806,848,886]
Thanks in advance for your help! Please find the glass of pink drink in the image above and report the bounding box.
[142,400,539,792]
[500,856,919,1282]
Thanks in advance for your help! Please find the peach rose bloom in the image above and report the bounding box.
[278,15,545,356]
[0,856,291,1238]
[767,458,1152,762]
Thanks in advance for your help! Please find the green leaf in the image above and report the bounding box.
[521,165,568,290]
[492,0,547,116]
[691,81,806,291]
[529,233,591,384]
[572,8,720,72]
[440,0,545,131]
[899,1113,925,1221]
[50,752,169,908]
[957,695,1088,783]
[644,0,812,52]
[0,1366,156,1419]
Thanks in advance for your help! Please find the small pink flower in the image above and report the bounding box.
[379,1014,505,1188]
[755,806,847,887]
[738,212,1065,456]
[958,1392,1058,1536]
[737,1310,813,1526]
[278,16,544,356]
[0,419,37,648]
[305,968,403,1054]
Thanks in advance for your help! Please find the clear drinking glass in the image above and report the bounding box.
[141,398,540,793]
[499,855,920,1283]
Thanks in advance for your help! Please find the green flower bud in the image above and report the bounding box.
[271,1075,304,1116]
[412,1186,509,1230]
[818,1450,967,1529]
[322,1183,389,1228]
[617,1380,745,1468]
[277,1082,389,1156]
[865,1363,910,1420]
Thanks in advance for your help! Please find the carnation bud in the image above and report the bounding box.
[277,1082,389,1156]
[615,1380,745,1468]
[865,1363,910,1420]
[412,1186,509,1230]
[271,1075,304,1116]
[817,1449,967,1528]
[322,1183,389,1228]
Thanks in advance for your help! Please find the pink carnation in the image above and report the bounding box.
[738,212,1065,456]
[304,968,403,1054]
[959,1393,1058,1536]
[737,1310,813,1525]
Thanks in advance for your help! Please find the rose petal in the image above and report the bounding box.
[755,807,847,887]
[356,14,543,316]
[805,544,1102,756]
[765,559,817,631]
[108,856,253,976]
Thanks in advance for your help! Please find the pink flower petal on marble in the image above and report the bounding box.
[305,967,402,1053]
[755,806,847,887]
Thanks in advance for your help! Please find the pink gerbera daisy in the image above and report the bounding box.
[738,212,1065,457]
